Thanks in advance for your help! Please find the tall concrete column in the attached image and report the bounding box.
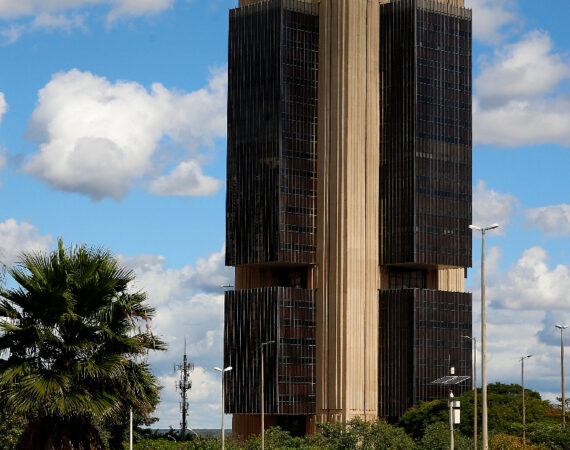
[316,0,379,423]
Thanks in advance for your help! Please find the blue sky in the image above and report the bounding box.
[0,0,569,430]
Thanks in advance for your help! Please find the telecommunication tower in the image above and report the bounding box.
[174,339,194,440]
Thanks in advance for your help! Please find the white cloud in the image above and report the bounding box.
[0,0,175,42]
[118,246,232,367]
[105,0,174,23]
[0,0,175,21]
[472,180,517,234]
[32,11,86,31]
[118,247,234,428]
[0,218,53,268]
[476,31,570,107]
[525,204,570,237]
[1,12,87,44]
[0,93,7,126]
[465,0,518,44]
[487,246,570,310]
[474,31,570,147]
[25,68,226,201]
[469,247,570,398]
[149,161,222,197]
[0,147,8,187]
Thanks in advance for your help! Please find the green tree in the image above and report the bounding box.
[398,383,556,441]
[306,418,415,449]
[418,422,473,450]
[0,239,166,449]
[397,398,448,440]
[0,390,26,450]
[363,419,416,449]
[243,427,306,449]
[306,421,359,449]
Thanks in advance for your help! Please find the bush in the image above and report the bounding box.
[489,433,547,450]
[419,422,473,450]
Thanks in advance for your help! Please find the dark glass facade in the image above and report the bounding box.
[224,287,316,415]
[379,0,472,268]
[226,0,319,266]
[224,0,473,428]
[378,289,472,417]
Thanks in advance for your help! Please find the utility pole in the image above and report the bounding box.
[463,336,478,450]
[260,341,275,450]
[175,339,194,441]
[470,223,499,450]
[556,325,567,429]
[449,391,455,450]
[214,366,233,450]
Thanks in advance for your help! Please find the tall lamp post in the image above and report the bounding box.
[520,354,533,443]
[555,324,568,428]
[469,223,499,450]
[214,366,233,450]
[462,335,478,449]
[260,340,275,450]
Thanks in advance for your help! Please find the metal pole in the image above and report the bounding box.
[473,338,477,450]
[561,328,566,429]
[449,391,455,450]
[481,231,488,450]
[462,335,478,450]
[522,357,526,443]
[221,371,226,450]
[261,345,265,450]
[129,408,133,450]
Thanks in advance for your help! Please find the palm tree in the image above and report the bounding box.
[0,239,166,449]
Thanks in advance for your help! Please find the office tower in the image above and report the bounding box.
[225,0,472,438]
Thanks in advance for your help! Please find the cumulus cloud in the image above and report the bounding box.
[536,311,570,347]
[1,11,88,43]
[0,0,175,21]
[149,161,222,197]
[25,68,226,201]
[0,93,7,126]
[0,218,53,268]
[465,0,518,44]
[0,147,8,187]
[525,204,570,237]
[118,246,234,428]
[0,0,176,42]
[469,246,570,395]
[476,31,569,108]
[472,180,517,234]
[474,31,570,147]
[487,246,570,310]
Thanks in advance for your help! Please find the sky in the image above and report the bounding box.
[0,0,569,431]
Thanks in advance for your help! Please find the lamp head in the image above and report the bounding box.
[556,324,568,330]
[470,224,500,231]
[224,366,233,372]
[214,367,222,372]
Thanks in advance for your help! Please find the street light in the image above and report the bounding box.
[469,223,499,450]
[214,366,233,450]
[260,340,275,450]
[555,324,568,429]
[520,355,533,443]
[462,335,478,449]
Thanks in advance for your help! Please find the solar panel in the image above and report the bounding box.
[431,375,471,385]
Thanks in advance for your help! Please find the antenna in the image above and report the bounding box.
[174,338,194,441]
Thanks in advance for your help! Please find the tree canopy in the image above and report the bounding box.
[0,239,166,449]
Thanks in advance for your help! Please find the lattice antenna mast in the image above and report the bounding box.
[174,338,194,440]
